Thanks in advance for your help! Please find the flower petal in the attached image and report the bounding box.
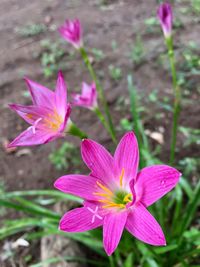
[81,139,115,185]
[135,165,181,207]
[114,132,139,184]
[8,128,56,147]
[126,202,166,246]
[55,71,67,117]
[8,104,50,125]
[103,211,127,256]
[54,174,99,201]
[25,78,55,109]
[59,206,103,232]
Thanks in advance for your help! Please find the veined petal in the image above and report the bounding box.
[8,104,50,125]
[135,165,181,207]
[59,206,103,232]
[54,174,99,201]
[103,211,127,256]
[25,78,55,109]
[7,128,57,148]
[81,139,115,185]
[126,202,166,246]
[58,104,71,133]
[55,71,67,117]
[114,132,139,184]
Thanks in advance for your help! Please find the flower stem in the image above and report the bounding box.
[67,122,87,139]
[94,107,116,143]
[79,47,117,143]
[166,37,181,165]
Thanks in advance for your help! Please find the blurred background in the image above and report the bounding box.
[0,0,199,266]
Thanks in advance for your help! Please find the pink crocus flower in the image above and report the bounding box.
[54,132,181,256]
[72,82,97,110]
[59,19,82,49]
[157,2,173,38]
[8,71,71,147]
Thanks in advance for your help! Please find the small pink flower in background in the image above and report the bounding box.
[54,132,181,256]
[72,82,97,110]
[157,2,173,38]
[59,19,82,49]
[8,71,71,147]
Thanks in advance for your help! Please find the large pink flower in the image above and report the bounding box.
[157,2,173,38]
[72,82,97,110]
[59,19,82,49]
[8,71,71,147]
[54,132,181,256]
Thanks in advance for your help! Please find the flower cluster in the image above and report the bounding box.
[8,2,181,257]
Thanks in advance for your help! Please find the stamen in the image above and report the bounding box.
[123,193,132,203]
[93,192,111,198]
[96,181,113,196]
[119,168,125,187]
[102,203,125,209]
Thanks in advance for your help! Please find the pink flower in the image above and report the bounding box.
[59,19,82,49]
[54,132,181,256]
[72,82,97,110]
[157,2,173,38]
[8,71,71,147]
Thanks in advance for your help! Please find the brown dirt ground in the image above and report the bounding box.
[0,0,199,266]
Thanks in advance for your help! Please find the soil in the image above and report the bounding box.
[0,0,199,266]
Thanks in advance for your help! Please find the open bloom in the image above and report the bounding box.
[54,132,181,256]
[72,82,97,110]
[8,71,71,147]
[157,2,173,38]
[59,19,82,49]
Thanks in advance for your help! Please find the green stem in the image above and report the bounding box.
[79,47,117,143]
[166,37,181,165]
[127,75,149,168]
[67,122,87,139]
[94,107,116,143]
[108,256,115,267]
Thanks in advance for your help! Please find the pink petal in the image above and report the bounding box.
[114,132,139,184]
[25,78,55,109]
[59,206,103,232]
[55,71,67,117]
[54,174,99,201]
[8,104,49,125]
[81,139,115,185]
[58,104,71,133]
[135,165,181,207]
[103,211,127,256]
[8,128,56,147]
[126,202,166,246]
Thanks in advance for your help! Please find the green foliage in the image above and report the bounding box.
[108,65,122,82]
[191,0,200,13]
[130,35,145,65]
[49,142,80,170]
[119,118,133,132]
[91,48,105,62]
[40,39,67,77]
[179,126,200,147]
[16,23,47,37]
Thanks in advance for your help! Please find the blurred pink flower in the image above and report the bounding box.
[59,19,82,49]
[72,82,97,110]
[8,71,71,147]
[157,2,173,38]
[54,132,181,256]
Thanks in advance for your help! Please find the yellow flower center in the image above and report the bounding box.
[94,168,132,209]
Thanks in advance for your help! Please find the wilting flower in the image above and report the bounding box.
[72,82,97,110]
[8,71,71,147]
[157,2,173,38]
[59,19,82,49]
[54,132,181,256]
